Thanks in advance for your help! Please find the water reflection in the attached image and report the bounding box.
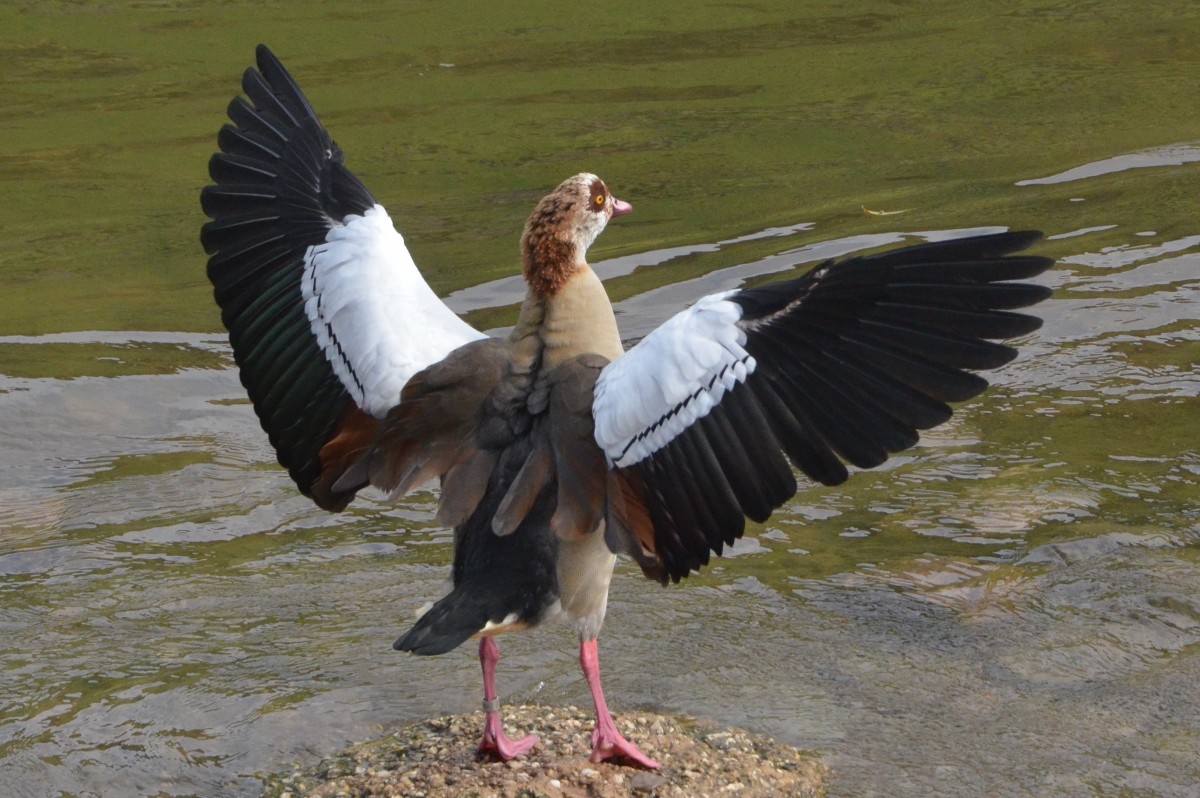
[1016,143,1200,186]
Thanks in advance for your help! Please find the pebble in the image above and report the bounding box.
[257,704,825,798]
[705,732,734,750]
[632,771,668,793]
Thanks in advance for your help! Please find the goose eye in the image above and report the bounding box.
[593,194,606,209]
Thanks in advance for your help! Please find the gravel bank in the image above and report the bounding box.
[260,704,825,798]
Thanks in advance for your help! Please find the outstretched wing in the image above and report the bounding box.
[200,45,485,511]
[593,231,1053,582]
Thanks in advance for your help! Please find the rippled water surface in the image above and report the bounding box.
[3,3,1200,797]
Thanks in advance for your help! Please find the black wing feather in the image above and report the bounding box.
[620,231,1053,582]
[201,45,379,508]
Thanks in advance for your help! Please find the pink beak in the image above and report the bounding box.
[611,197,633,218]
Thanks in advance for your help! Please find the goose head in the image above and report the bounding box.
[521,173,632,298]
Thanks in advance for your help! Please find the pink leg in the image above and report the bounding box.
[476,637,538,760]
[580,639,660,769]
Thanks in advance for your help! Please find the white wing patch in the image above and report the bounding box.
[593,292,755,467]
[302,205,486,418]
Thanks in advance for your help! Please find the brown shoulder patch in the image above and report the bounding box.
[311,402,381,511]
[605,468,666,584]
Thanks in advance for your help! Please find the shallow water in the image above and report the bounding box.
[3,3,1200,797]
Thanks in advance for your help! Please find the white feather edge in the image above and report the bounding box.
[301,205,486,418]
[592,291,756,467]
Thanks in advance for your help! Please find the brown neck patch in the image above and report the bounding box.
[521,194,581,298]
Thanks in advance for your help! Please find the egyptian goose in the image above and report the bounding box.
[200,45,1052,769]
